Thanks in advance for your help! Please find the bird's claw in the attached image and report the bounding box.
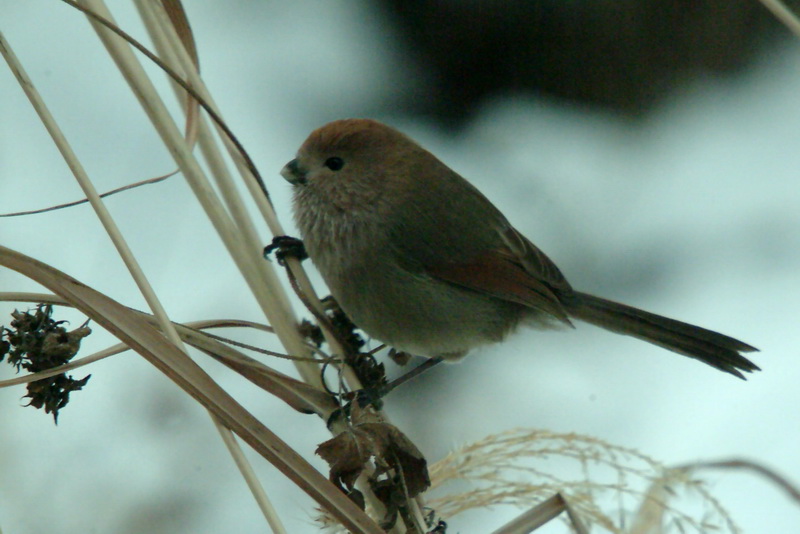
[263,235,308,266]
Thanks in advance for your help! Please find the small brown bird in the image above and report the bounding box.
[281,118,759,378]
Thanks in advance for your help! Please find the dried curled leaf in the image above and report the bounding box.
[316,402,430,521]
[317,425,379,494]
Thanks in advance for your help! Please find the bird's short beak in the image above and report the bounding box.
[280,158,307,185]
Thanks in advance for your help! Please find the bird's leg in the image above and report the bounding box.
[379,357,444,396]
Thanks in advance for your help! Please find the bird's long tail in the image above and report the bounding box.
[566,292,760,379]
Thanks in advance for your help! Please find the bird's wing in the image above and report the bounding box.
[423,223,575,325]
[388,163,574,323]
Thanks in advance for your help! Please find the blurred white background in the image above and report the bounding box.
[2,2,799,533]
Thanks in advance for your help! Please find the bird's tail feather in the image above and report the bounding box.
[567,292,759,379]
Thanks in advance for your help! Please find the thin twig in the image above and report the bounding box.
[0,171,176,217]
[0,343,125,388]
[283,264,338,343]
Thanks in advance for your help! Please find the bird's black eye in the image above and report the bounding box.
[324,157,344,171]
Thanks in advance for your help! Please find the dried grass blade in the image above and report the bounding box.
[489,492,590,534]
[160,0,197,66]
[178,324,339,417]
[490,493,565,534]
[0,291,334,416]
[75,0,324,388]
[0,245,383,534]
[150,0,200,148]
[758,0,800,38]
